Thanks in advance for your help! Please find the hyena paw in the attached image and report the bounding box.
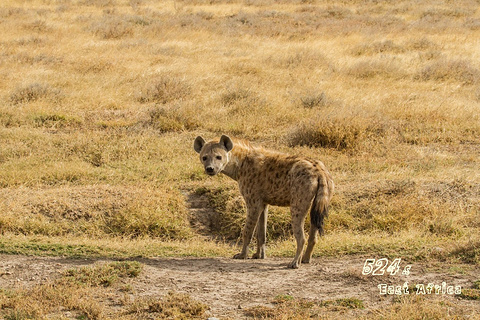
[287,260,300,269]
[252,252,266,259]
[233,252,247,259]
[301,256,311,264]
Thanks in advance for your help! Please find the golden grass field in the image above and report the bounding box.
[0,0,479,318]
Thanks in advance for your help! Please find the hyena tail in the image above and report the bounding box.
[310,176,332,236]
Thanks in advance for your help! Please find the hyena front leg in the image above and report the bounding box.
[252,205,268,259]
[234,201,266,260]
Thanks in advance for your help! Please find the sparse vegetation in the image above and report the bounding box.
[0,261,143,320]
[0,0,478,318]
[246,295,364,319]
[126,292,209,319]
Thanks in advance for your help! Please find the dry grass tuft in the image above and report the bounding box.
[143,104,199,132]
[90,16,134,39]
[246,295,364,319]
[9,83,63,105]
[347,59,403,79]
[417,59,480,84]
[376,295,473,319]
[63,261,143,287]
[126,292,209,319]
[298,91,330,109]
[287,116,388,151]
[351,40,405,56]
[137,75,191,104]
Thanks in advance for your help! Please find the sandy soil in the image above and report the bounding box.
[1,254,479,319]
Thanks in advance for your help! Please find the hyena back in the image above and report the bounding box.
[194,135,334,269]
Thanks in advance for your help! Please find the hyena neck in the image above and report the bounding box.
[221,141,250,181]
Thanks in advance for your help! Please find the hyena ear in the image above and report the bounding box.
[219,135,233,152]
[194,136,206,153]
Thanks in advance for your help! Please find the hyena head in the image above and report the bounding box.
[194,135,233,176]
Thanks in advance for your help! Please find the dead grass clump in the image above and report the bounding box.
[377,295,472,319]
[218,87,273,130]
[464,18,480,30]
[317,6,352,19]
[73,59,115,74]
[126,292,209,319]
[90,16,134,39]
[137,75,190,104]
[421,7,471,21]
[406,37,439,51]
[219,87,267,116]
[23,20,49,32]
[288,121,358,150]
[0,112,22,127]
[299,91,330,109]
[427,219,462,237]
[32,113,82,129]
[63,261,143,287]
[0,7,26,18]
[445,241,480,264]
[351,40,405,56]
[15,36,46,46]
[9,83,63,105]
[267,49,332,70]
[417,59,480,85]
[347,59,403,79]
[221,88,255,107]
[79,0,116,6]
[246,295,364,319]
[15,53,63,66]
[287,116,386,151]
[144,104,198,132]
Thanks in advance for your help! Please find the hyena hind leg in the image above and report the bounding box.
[302,225,319,264]
[287,207,308,269]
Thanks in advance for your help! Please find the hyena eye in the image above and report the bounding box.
[216,156,222,160]
[202,156,207,161]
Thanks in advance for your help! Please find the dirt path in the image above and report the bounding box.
[0,254,479,319]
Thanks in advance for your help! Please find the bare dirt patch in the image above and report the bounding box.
[1,254,478,319]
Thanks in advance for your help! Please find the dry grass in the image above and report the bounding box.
[0,0,477,251]
[245,295,364,319]
[244,294,478,320]
[0,261,139,320]
[0,0,479,317]
[0,261,209,320]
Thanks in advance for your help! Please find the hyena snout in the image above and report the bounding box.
[205,166,215,175]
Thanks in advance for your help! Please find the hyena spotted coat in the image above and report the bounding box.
[194,135,334,269]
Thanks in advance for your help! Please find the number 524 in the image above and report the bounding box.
[362,258,411,276]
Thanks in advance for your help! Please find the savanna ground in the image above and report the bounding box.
[0,0,479,318]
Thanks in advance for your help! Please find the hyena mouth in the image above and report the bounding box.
[205,168,216,176]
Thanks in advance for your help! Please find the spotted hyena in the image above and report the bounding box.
[194,135,334,269]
